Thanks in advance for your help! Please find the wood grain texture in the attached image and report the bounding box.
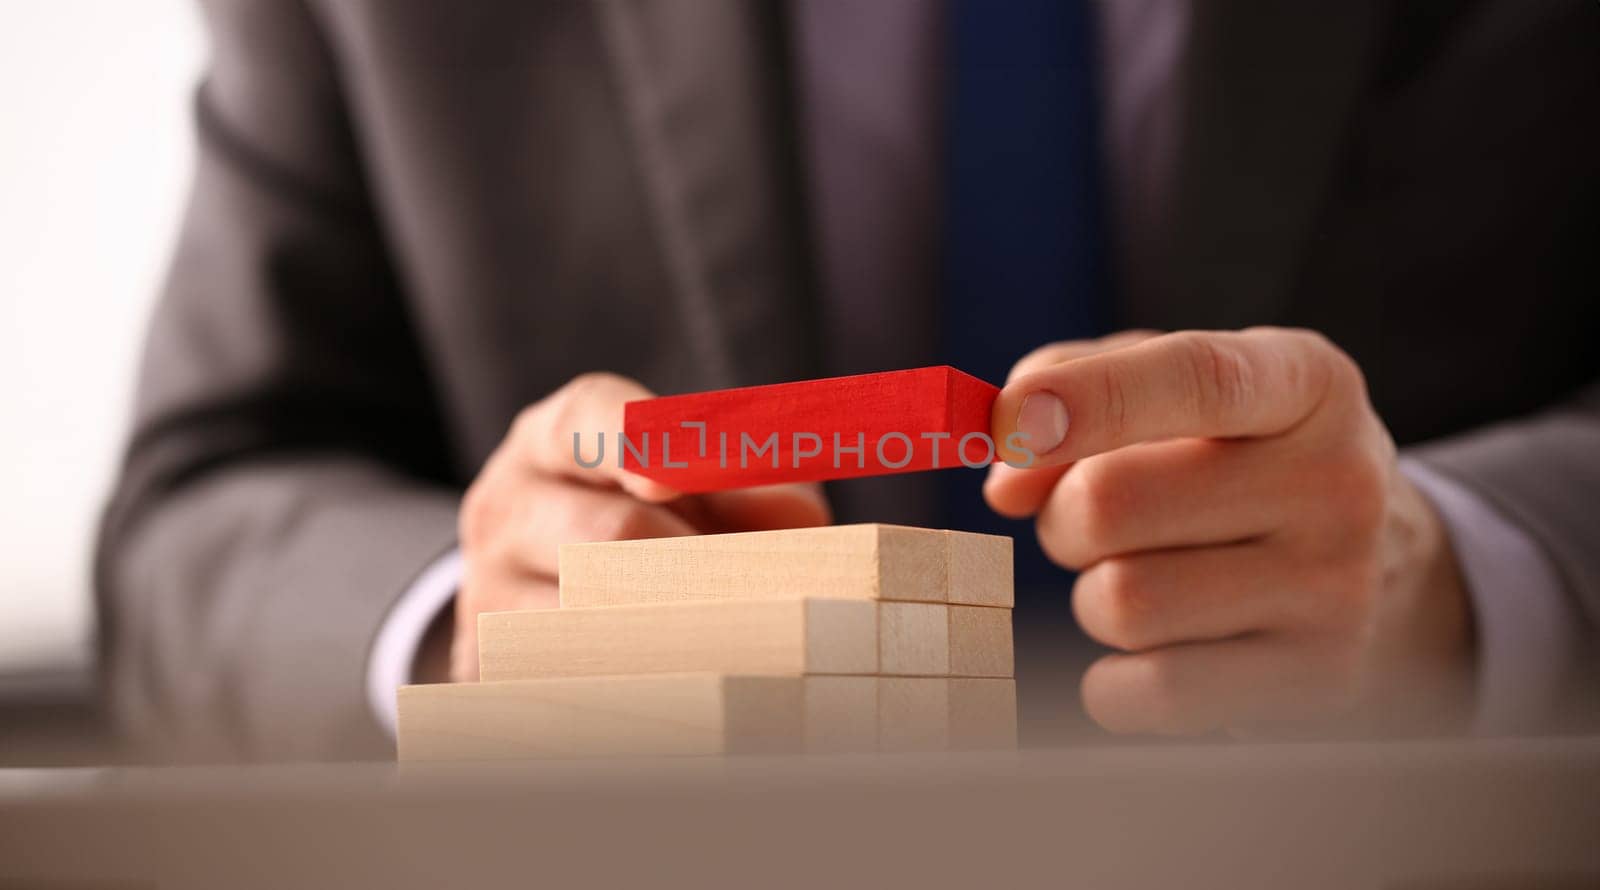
[479,599,1013,681]
[948,605,1015,678]
[799,676,879,753]
[878,679,1019,753]
[878,603,1014,678]
[397,675,797,760]
[470,598,1011,681]
[941,526,1016,606]
[396,675,1017,760]
[948,678,1022,751]
[479,599,873,681]
[620,366,1000,492]
[559,523,1013,609]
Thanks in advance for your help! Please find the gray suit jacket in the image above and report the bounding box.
[97,0,1600,760]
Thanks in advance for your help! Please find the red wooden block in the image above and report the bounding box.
[620,366,1000,493]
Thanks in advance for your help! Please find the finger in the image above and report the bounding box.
[993,328,1353,467]
[1071,540,1352,652]
[509,372,680,502]
[1004,329,1162,384]
[1081,635,1360,736]
[452,573,559,681]
[694,483,832,533]
[985,332,1159,517]
[502,477,700,576]
[983,460,1072,519]
[1033,438,1301,568]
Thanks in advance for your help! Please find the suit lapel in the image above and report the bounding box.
[1148,0,1385,329]
[595,0,816,388]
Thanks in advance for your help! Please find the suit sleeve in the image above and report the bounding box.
[1407,381,1600,727]
[94,0,460,761]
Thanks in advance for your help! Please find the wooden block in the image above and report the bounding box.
[559,523,1013,609]
[878,603,1014,678]
[943,525,1017,606]
[397,675,803,760]
[799,676,880,754]
[877,602,950,676]
[876,676,950,753]
[479,599,875,681]
[479,599,1013,681]
[948,678,1022,751]
[878,678,1019,753]
[949,604,1015,678]
[621,366,999,492]
[396,675,1017,761]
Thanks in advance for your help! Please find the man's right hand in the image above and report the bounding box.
[442,372,832,681]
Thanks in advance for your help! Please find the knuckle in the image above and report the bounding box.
[1297,328,1366,407]
[567,370,625,393]
[1347,475,1389,534]
[1312,333,1362,385]
[550,383,594,436]
[522,372,628,448]
[1036,480,1107,570]
[1324,455,1389,533]
[1075,560,1154,651]
[1063,464,1127,560]
[1245,326,1367,419]
[509,402,545,446]
[1078,661,1125,732]
[1097,363,1132,443]
[1300,556,1378,631]
[1035,512,1088,571]
[1301,437,1390,535]
[564,370,629,405]
[1276,325,1337,355]
[1179,332,1253,422]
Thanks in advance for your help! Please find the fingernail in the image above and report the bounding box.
[1016,391,1069,453]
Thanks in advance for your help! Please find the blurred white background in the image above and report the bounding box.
[0,1,204,676]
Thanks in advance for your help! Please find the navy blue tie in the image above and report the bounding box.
[939,0,1109,605]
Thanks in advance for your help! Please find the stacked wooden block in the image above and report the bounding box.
[397,524,1016,760]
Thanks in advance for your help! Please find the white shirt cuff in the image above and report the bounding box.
[1400,458,1583,735]
[365,548,463,737]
